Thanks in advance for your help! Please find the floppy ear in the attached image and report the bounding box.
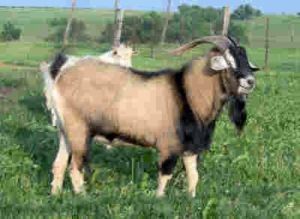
[249,61,260,72]
[210,55,230,71]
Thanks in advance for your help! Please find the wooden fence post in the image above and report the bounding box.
[290,23,294,43]
[222,6,230,36]
[264,17,270,71]
[113,9,124,48]
[160,0,172,44]
[63,0,77,47]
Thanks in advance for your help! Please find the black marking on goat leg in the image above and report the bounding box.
[160,154,178,175]
[173,67,216,153]
[228,96,247,132]
[50,53,67,79]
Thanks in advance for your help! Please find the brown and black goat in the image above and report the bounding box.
[44,36,259,197]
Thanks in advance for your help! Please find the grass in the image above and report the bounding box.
[0,7,299,218]
[0,47,299,218]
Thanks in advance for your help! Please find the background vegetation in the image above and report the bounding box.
[0,5,299,218]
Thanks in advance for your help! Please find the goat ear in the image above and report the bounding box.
[249,61,260,72]
[210,55,230,71]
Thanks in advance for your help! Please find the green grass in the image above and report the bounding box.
[0,48,299,218]
[0,7,299,218]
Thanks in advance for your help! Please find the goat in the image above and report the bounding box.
[44,36,259,197]
[41,44,134,127]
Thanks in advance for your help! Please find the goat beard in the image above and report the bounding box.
[228,95,247,134]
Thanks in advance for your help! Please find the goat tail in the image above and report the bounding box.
[50,53,67,80]
[40,61,57,126]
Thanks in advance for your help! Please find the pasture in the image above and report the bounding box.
[0,7,299,218]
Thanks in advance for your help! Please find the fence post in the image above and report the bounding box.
[160,0,172,44]
[113,9,124,48]
[290,23,294,43]
[264,17,270,71]
[63,0,77,48]
[222,6,230,36]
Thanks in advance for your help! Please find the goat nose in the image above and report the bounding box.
[247,78,255,87]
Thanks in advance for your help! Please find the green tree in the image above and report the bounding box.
[232,4,262,20]
[1,22,21,41]
[46,18,89,43]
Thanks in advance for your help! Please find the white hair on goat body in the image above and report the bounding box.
[40,45,134,127]
[44,35,258,197]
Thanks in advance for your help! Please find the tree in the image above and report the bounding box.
[1,22,21,41]
[140,12,164,57]
[232,4,262,20]
[101,5,249,46]
[46,18,89,43]
[160,0,172,44]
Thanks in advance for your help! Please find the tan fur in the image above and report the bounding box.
[50,49,238,195]
[56,59,181,153]
[184,57,226,124]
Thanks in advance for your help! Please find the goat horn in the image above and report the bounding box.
[170,35,232,56]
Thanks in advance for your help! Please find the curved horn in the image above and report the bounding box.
[170,35,232,56]
[228,35,240,47]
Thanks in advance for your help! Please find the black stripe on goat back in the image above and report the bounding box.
[129,67,182,79]
[50,53,67,79]
[173,70,216,153]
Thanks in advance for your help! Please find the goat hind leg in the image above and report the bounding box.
[68,128,90,194]
[51,132,70,195]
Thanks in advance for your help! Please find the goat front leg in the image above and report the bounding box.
[183,153,199,197]
[156,154,178,197]
[51,132,70,195]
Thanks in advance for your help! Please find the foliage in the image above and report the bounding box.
[167,5,221,43]
[101,5,249,45]
[229,22,249,44]
[232,4,262,20]
[46,18,89,43]
[101,12,163,46]
[0,22,21,41]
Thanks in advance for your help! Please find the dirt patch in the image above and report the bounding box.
[0,61,7,68]
[0,87,15,99]
[0,61,36,70]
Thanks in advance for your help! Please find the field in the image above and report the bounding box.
[0,7,300,218]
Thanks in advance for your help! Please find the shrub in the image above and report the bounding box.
[1,22,21,41]
[46,18,89,43]
[101,5,249,46]
[232,4,262,20]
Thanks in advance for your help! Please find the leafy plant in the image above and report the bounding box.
[232,4,262,20]
[1,22,21,41]
[46,18,89,43]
